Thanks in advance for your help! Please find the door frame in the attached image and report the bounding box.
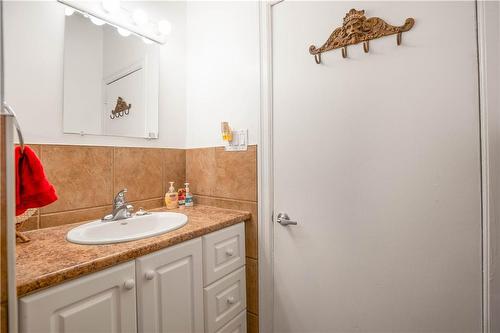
[258,1,279,332]
[258,1,491,332]
[476,0,493,331]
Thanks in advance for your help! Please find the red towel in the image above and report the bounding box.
[16,146,58,216]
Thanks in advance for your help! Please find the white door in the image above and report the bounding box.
[19,262,137,333]
[272,2,482,332]
[135,238,204,333]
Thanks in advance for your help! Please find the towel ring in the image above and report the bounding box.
[2,102,25,154]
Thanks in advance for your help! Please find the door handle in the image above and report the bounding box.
[277,212,298,226]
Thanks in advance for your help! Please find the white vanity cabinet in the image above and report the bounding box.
[19,261,137,333]
[18,223,247,333]
[136,238,204,333]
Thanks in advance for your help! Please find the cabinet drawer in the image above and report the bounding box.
[204,267,246,333]
[203,222,245,286]
[216,310,247,333]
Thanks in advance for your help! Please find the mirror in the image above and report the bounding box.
[63,11,159,139]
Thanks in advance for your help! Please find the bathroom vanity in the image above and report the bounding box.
[15,206,250,333]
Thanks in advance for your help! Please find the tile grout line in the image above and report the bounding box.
[194,194,258,204]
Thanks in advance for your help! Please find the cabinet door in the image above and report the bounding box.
[19,261,137,333]
[136,238,204,333]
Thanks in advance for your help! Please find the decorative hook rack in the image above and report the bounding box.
[110,97,132,119]
[309,9,415,64]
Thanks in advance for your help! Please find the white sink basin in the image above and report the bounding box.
[66,212,188,245]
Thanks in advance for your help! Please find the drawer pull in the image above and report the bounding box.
[225,248,234,257]
[145,270,155,280]
[226,296,236,305]
[123,279,135,290]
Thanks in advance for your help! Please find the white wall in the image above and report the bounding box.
[4,1,260,149]
[185,1,260,148]
[4,0,187,148]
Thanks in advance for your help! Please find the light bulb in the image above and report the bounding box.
[102,0,120,13]
[132,9,148,26]
[64,7,75,16]
[117,27,131,37]
[158,20,172,35]
[142,37,153,44]
[90,17,105,26]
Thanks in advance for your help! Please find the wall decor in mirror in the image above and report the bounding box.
[63,8,160,139]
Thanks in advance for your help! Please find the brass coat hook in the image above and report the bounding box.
[341,46,348,58]
[363,41,369,53]
[110,97,132,120]
[314,53,322,64]
[309,9,414,64]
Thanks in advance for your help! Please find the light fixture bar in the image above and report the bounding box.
[58,0,166,44]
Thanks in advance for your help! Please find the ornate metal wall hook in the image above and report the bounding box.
[309,9,414,64]
[363,41,369,53]
[110,97,132,120]
[341,46,348,58]
[314,53,322,64]
[397,32,402,45]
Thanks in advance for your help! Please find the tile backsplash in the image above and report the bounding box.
[187,145,258,332]
[19,145,185,230]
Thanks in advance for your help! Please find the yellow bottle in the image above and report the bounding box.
[165,182,179,209]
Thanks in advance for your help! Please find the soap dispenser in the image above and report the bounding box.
[165,182,179,210]
[185,182,193,207]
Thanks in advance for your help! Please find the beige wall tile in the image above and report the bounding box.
[186,148,216,196]
[20,144,40,157]
[215,145,257,202]
[40,145,113,213]
[196,196,258,259]
[40,205,112,228]
[130,198,164,211]
[246,257,259,315]
[17,215,39,231]
[247,311,259,333]
[114,147,163,202]
[1,302,7,333]
[162,149,186,194]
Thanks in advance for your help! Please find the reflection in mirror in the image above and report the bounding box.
[63,11,159,139]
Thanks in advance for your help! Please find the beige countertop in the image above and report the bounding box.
[16,205,251,297]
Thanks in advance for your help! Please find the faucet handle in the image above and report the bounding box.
[114,188,128,208]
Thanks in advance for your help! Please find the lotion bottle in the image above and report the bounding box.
[185,182,193,207]
[165,182,179,209]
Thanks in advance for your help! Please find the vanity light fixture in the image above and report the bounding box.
[64,7,75,16]
[101,0,120,14]
[132,9,148,26]
[90,16,105,26]
[158,20,172,35]
[117,27,131,37]
[58,0,167,44]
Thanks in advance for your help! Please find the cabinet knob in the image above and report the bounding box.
[123,279,135,290]
[145,270,155,280]
[225,248,234,256]
[226,296,236,305]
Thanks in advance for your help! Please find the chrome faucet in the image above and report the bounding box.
[102,189,134,222]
